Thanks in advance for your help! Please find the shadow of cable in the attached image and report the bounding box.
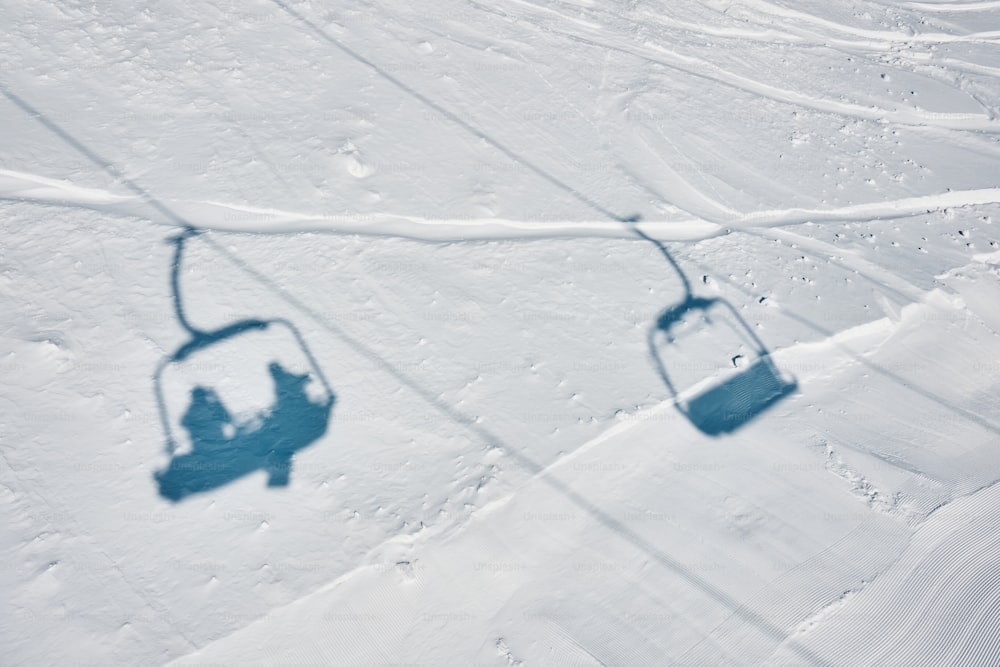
[267,0,637,225]
[2,82,836,666]
[201,234,836,666]
[632,222,797,435]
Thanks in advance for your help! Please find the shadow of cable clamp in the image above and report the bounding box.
[153,229,335,501]
[631,222,796,436]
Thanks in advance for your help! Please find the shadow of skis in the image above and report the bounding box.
[631,222,796,436]
[153,229,335,501]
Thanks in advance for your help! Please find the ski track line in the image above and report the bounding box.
[0,171,992,318]
[505,9,1000,133]
[737,0,1000,44]
[166,301,909,666]
[3,169,1000,242]
[896,54,1000,85]
[13,205,993,666]
[499,0,1000,50]
[0,168,719,241]
[487,0,1000,131]
[900,0,1000,12]
[637,37,1000,132]
[602,0,1000,65]
[513,0,1000,135]
[739,225,929,305]
[732,187,1000,227]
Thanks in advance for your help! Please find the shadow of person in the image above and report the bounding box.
[182,386,234,448]
[155,361,334,502]
[253,362,334,487]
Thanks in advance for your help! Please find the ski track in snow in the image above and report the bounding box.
[901,0,1000,11]
[770,480,1000,666]
[163,289,997,665]
[3,168,1000,242]
[5,0,1000,664]
[484,0,1000,132]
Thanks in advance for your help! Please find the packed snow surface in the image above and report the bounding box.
[2,0,1000,665]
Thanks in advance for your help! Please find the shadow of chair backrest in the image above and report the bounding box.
[632,224,796,436]
[152,230,335,501]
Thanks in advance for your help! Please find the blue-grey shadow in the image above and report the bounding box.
[634,223,797,436]
[152,229,335,502]
[652,296,796,436]
[155,360,333,501]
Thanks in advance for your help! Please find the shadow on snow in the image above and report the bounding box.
[152,229,335,502]
[631,221,797,436]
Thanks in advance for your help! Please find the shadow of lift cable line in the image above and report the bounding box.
[9,55,1000,656]
[275,0,989,440]
[203,234,836,666]
[0,85,335,501]
[2,81,834,665]
[266,0,798,435]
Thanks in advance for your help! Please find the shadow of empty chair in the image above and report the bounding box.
[627,221,796,436]
[650,295,796,436]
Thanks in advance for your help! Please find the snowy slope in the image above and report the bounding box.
[2,0,1000,665]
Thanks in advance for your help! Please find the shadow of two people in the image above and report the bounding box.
[153,230,335,502]
[156,361,334,502]
[155,220,796,503]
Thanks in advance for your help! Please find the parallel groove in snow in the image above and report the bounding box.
[770,482,1000,666]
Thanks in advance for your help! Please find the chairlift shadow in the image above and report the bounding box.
[152,229,335,501]
[632,222,796,436]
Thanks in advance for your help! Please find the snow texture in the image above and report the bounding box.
[2,0,1000,665]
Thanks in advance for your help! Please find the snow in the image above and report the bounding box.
[2,0,1000,664]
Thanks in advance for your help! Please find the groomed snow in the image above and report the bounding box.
[2,0,1000,665]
